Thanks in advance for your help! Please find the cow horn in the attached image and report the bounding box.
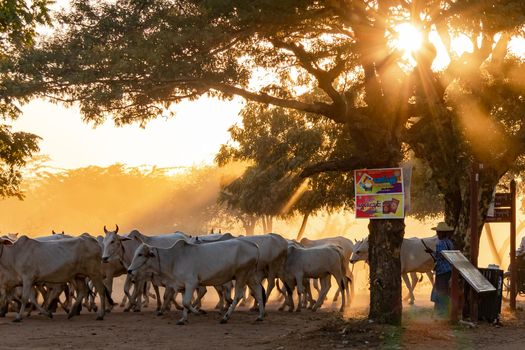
[104,226,108,234]
[62,231,65,234]
[52,230,56,235]
[115,224,119,234]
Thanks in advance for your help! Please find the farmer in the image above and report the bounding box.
[425,221,455,318]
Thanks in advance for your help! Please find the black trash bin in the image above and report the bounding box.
[478,268,503,322]
[463,267,503,322]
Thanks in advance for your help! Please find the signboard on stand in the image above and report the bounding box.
[354,168,405,219]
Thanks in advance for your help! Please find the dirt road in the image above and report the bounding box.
[1,295,524,349]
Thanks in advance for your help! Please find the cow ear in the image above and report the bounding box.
[120,236,131,241]
[1,239,13,245]
[148,251,156,258]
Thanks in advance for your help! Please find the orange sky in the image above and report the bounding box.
[12,98,242,169]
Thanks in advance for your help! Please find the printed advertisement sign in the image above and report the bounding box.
[355,168,405,219]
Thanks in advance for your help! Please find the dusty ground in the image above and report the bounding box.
[1,288,524,350]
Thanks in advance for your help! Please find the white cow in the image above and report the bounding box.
[350,236,438,304]
[282,244,347,312]
[238,234,288,299]
[101,227,188,312]
[0,234,110,322]
[127,239,265,324]
[300,236,354,302]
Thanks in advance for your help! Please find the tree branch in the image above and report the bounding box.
[300,157,382,178]
[207,82,347,123]
[270,39,347,111]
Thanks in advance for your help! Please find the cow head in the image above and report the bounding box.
[350,238,369,264]
[0,238,14,246]
[127,244,155,276]
[101,225,130,263]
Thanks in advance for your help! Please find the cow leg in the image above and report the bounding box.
[275,279,286,303]
[45,285,63,313]
[337,274,347,312]
[302,279,313,309]
[121,274,132,308]
[133,279,146,312]
[295,274,305,312]
[172,291,183,310]
[16,280,51,322]
[157,287,173,315]
[126,279,144,312]
[266,275,276,300]
[410,272,420,303]
[152,282,162,313]
[346,268,354,306]
[220,279,246,324]
[68,279,87,319]
[311,276,331,312]
[103,273,114,312]
[283,279,296,312]
[332,288,340,302]
[57,286,71,314]
[177,285,199,325]
[91,279,107,321]
[249,275,264,311]
[223,282,233,311]
[402,273,415,305]
[214,285,224,310]
[0,289,7,317]
[193,286,207,313]
[142,281,151,308]
[247,278,265,321]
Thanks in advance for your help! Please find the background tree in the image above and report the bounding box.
[217,101,354,238]
[3,0,525,323]
[0,163,245,234]
[0,0,51,198]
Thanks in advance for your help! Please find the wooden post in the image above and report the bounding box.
[470,164,479,267]
[450,267,459,324]
[469,163,479,321]
[510,180,517,311]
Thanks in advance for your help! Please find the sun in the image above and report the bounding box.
[394,23,423,54]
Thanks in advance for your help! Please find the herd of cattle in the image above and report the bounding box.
[0,228,439,325]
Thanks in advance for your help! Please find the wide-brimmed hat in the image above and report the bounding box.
[432,222,454,232]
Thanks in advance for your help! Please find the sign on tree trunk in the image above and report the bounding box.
[354,168,405,219]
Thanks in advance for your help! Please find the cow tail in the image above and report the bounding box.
[283,281,293,297]
[105,286,115,306]
[336,247,347,295]
[261,285,267,307]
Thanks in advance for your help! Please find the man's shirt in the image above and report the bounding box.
[432,238,454,275]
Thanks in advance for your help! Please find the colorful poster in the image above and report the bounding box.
[355,168,405,219]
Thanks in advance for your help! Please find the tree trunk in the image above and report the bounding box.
[296,211,311,241]
[244,221,256,235]
[368,219,405,325]
[261,216,268,233]
[242,216,257,236]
